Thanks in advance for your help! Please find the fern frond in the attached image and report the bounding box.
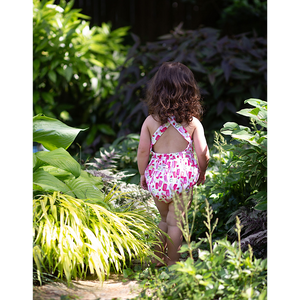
[86,149,121,170]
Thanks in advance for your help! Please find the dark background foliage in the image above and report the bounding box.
[109,26,267,142]
[46,0,267,155]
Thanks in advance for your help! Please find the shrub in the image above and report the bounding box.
[220,98,267,211]
[191,98,267,256]
[108,24,266,137]
[33,0,129,150]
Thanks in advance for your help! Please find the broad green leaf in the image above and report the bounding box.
[65,170,104,200]
[35,148,81,178]
[88,58,104,67]
[90,43,109,54]
[41,166,74,181]
[33,169,74,195]
[33,153,46,171]
[48,70,57,83]
[244,98,267,108]
[64,66,73,82]
[231,129,255,141]
[255,200,267,211]
[249,107,260,116]
[220,122,239,135]
[33,114,87,150]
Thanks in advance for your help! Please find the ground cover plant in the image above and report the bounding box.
[33,191,161,285]
[33,114,162,285]
[133,199,267,300]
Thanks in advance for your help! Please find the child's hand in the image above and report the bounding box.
[140,175,148,190]
[197,172,206,185]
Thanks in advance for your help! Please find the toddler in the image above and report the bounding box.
[137,62,210,266]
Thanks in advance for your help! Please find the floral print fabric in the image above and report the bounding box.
[145,116,199,203]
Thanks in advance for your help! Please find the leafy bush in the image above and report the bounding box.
[191,98,267,257]
[33,0,129,150]
[218,0,267,36]
[220,98,267,211]
[108,24,266,136]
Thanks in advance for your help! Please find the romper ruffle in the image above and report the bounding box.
[145,116,199,203]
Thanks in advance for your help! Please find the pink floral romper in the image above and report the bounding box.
[145,116,199,203]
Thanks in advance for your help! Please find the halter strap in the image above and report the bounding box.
[150,116,191,148]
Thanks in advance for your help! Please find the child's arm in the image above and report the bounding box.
[193,118,210,185]
[137,117,151,190]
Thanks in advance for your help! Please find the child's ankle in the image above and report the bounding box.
[167,260,177,266]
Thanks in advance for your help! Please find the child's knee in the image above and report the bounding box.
[166,205,178,226]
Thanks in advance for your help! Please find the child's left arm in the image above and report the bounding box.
[137,117,151,190]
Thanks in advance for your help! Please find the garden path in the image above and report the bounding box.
[33,274,141,300]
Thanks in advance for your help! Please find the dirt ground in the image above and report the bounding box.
[33,274,142,300]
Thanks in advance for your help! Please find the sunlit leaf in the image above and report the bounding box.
[33,114,87,150]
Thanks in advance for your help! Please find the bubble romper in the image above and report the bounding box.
[145,116,200,203]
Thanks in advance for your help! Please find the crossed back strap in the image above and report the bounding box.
[151,116,191,148]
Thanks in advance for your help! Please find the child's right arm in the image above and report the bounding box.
[192,118,210,184]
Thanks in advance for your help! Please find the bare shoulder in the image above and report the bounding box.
[188,117,204,132]
[142,115,161,135]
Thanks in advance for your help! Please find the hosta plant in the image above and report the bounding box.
[33,114,105,200]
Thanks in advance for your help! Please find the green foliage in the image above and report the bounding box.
[33,114,87,151]
[220,98,267,211]
[89,134,141,184]
[33,0,129,149]
[109,24,266,136]
[219,0,267,36]
[190,99,267,258]
[135,201,267,300]
[33,192,162,285]
[33,114,104,200]
[33,114,162,285]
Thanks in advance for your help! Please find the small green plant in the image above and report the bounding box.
[89,133,141,184]
[135,200,267,299]
[203,199,219,254]
[172,191,203,260]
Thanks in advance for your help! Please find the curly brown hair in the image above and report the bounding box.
[145,62,203,125]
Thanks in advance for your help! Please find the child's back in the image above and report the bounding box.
[146,115,191,154]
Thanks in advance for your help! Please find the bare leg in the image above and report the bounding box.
[165,202,183,265]
[153,190,193,266]
[166,190,193,266]
[153,197,169,263]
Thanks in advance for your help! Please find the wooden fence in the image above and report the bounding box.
[55,0,220,42]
